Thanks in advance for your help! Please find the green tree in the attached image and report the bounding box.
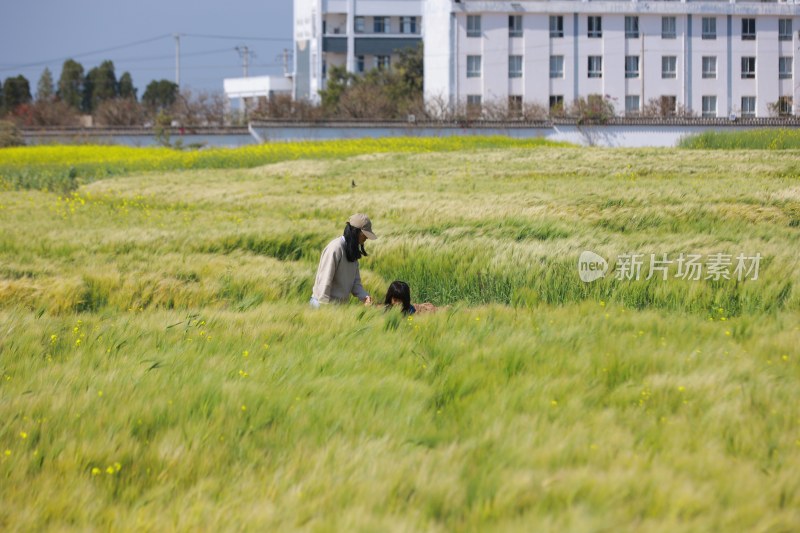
[3,75,32,111]
[118,72,137,100]
[36,68,55,102]
[317,43,423,119]
[318,65,355,112]
[57,59,84,110]
[389,43,423,103]
[84,60,118,113]
[142,80,178,113]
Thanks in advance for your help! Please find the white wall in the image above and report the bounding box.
[424,3,799,117]
[353,0,421,17]
[483,14,509,102]
[423,0,453,106]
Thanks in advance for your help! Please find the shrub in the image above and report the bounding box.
[0,120,24,147]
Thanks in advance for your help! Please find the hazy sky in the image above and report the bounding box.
[0,0,294,96]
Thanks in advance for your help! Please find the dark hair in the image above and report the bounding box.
[343,222,368,262]
[384,280,412,314]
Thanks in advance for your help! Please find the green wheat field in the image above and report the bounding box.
[1,136,799,531]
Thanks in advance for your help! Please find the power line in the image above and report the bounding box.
[184,33,291,42]
[129,63,285,71]
[0,33,289,74]
[109,48,234,64]
[0,34,173,72]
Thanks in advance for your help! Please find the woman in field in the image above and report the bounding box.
[310,213,376,308]
[383,280,437,315]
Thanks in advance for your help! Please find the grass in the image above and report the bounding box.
[1,139,799,531]
[0,136,568,193]
[679,128,800,150]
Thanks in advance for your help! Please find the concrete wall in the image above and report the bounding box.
[425,2,799,117]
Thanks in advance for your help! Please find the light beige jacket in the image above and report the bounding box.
[312,237,369,303]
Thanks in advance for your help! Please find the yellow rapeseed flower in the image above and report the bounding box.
[92,467,101,475]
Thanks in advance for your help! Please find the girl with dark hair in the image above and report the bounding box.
[310,214,377,307]
[383,280,438,315]
[384,280,415,315]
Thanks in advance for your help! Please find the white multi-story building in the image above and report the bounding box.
[424,0,799,117]
[294,0,424,101]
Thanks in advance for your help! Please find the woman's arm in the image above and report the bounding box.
[351,263,370,302]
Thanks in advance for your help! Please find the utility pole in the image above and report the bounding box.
[282,48,290,76]
[174,33,181,88]
[234,45,255,120]
[235,46,252,78]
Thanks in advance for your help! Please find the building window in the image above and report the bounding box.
[356,55,365,73]
[625,16,639,39]
[467,55,481,78]
[467,15,481,37]
[401,16,417,34]
[661,96,677,116]
[322,20,327,35]
[777,96,793,116]
[322,60,327,79]
[549,95,564,112]
[702,96,717,118]
[588,16,602,38]
[625,56,639,79]
[467,94,482,115]
[662,56,677,79]
[741,96,756,118]
[779,57,792,79]
[550,55,564,78]
[702,56,717,79]
[625,95,640,116]
[779,19,792,41]
[662,17,676,39]
[741,57,755,79]
[742,18,755,41]
[588,56,602,78]
[377,55,390,70]
[509,95,523,116]
[702,17,716,40]
[373,17,390,34]
[355,17,365,34]
[509,15,522,38]
[509,55,523,78]
[550,16,564,38]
